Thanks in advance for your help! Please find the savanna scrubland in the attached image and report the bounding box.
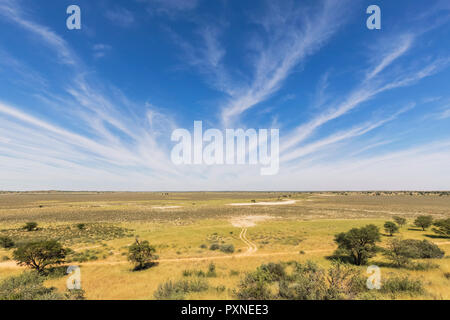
[0,191,449,300]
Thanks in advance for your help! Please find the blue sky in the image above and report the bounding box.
[0,0,449,191]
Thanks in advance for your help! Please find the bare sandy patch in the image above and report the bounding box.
[0,261,20,268]
[228,200,296,206]
[152,206,183,210]
[230,215,276,228]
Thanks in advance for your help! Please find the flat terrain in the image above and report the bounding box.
[0,191,449,299]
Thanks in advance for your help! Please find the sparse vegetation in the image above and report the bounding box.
[0,191,448,300]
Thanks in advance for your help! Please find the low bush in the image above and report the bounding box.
[209,243,220,251]
[219,244,235,254]
[381,276,424,296]
[207,263,217,277]
[384,239,444,267]
[23,222,38,232]
[0,236,14,249]
[154,278,209,300]
[0,272,62,300]
[432,218,450,237]
[236,261,365,300]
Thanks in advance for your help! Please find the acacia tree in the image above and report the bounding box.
[432,218,450,237]
[414,216,433,231]
[334,225,381,265]
[13,240,66,273]
[393,216,407,228]
[128,238,158,270]
[384,221,399,236]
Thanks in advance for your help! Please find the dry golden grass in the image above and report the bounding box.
[0,192,449,300]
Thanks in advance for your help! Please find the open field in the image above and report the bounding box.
[0,191,449,300]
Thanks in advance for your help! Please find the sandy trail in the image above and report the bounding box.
[152,206,183,209]
[239,228,258,255]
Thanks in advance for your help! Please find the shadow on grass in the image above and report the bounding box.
[132,261,159,272]
[407,228,425,231]
[424,234,449,239]
[44,265,69,279]
[324,254,354,264]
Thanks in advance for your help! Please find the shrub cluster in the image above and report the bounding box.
[236,261,365,300]
[154,278,209,300]
[0,272,85,300]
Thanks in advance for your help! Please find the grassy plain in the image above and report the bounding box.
[0,191,449,299]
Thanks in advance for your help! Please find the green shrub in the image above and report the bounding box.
[209,243,220,251]
[215,285,226,292]
[0,272,63,300]
[399,239,444,259]
[219,244,235,253]
[235,273,273,300]
[23,222,38,232]
[0,236,14,249]
[154,278,209,300]
[76,223,86,230]
[432,218,450,237]
[237,261,367,300]
[207,263,217,277]
[408,261,439,271]
[381,276,424,295]
[258,263,286,282]
[384,239,444,268]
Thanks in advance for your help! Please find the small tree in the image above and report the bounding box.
[384,221,399,236]
[0,236,14,249]
[432,218,450,237]
[393,216,407,228]
[414,216,433,231]
[334,224,381,265]
[128,238,158,270]
[13,241,66,273]
[23,222,38,232]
